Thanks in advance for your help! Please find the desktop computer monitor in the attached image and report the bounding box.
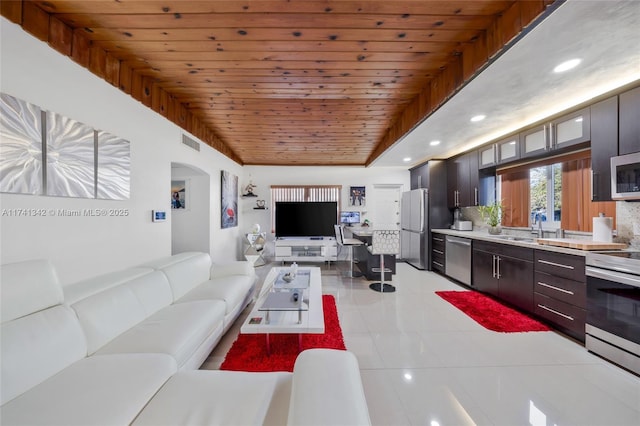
[340,211,360,226]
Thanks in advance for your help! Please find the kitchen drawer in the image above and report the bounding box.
[534,271,586,308]
[474,240,534,261]
[432,250,445,264]
[432,234,446,249]
[534,292,586,341]
[431,256,445,273]
[431,234,446,273]
[534,250,585,282]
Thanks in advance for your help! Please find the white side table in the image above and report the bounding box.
[244,232,267,266]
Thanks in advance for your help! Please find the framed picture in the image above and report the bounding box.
[349,186,366,207]
[171,180,187,209]
[221,170,238,228]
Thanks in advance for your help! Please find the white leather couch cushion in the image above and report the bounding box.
[1,259,87,405]
[143,252,212,300]
[64,266,154,305]
[0,259,62,323]
[1,353,177,426]
[287,349,371,426]
[176,275,254,315]
[133,370,293,426]
[94,300,225,368]
[210,260,256,279]
[71,271,174,354]
[1,305,87,405]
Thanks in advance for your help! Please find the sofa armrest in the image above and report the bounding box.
[210,261,255,279]
[287,349,371,426]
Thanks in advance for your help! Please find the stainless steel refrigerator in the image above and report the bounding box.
[401,160,452,270]
[401,189,429,269]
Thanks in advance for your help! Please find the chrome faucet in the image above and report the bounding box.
[532,219,544,238]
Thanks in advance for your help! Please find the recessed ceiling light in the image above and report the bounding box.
[429,140,441,146]
[553,58,581,73]
[403,157,412,162]
[470,115,486,122]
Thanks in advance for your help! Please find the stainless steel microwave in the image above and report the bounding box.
[611,151,640,200]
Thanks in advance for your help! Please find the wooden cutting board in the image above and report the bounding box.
[535,238,627,250]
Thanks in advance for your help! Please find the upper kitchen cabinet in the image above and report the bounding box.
[520,108,591,159]
[447,150,488,208]
[410,162,430,190]
[478,144,496,169]
[590,96,618,201]
[520,124,548,158]
[619,86,640,155]
[551,107,591,149]
[448,151,479,208]
[496,135,520,164]
[478,134,519,169]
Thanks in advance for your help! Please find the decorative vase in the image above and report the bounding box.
[488,225,502,235]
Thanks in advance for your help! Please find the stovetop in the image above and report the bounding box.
[586,250,640,275]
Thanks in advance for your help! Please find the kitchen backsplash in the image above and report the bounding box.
[459,202,640,248]
[616,201,640,249]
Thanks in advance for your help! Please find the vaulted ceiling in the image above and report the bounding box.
[1,0,555,166]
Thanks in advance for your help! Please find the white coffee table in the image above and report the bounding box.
[241,266,324,354]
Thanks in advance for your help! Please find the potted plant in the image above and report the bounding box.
[478,201,503,235]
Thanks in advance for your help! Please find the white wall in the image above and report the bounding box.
[0,19,243,284]
[242,166,410,259]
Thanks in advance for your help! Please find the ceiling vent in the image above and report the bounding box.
[181,134,200,152]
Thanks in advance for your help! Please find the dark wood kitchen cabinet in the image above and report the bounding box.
[590,96,618,201]
[447,151,479,208]
[533,250,586,341]
[472,240,534,312]
[410,162,429,189]
[618,86,640,155]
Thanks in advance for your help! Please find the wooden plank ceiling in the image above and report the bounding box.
[2,1,553,166]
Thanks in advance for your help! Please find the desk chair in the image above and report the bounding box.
[334,225,364,278]
[368,229,400,293]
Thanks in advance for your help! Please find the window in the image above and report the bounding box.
[529,163,562,228]
[498,151,615,232]
[269,185,342,232]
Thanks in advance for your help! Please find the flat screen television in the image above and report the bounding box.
[275,201,338,238]
[340,211,360,226]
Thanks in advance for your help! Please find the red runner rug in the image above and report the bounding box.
[436,290,551,333]
[220,294,346,372]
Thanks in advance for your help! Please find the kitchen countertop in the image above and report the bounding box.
[431,228,628,256]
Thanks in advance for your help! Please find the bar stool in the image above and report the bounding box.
[368,229,400,293]
[334,224,364,278]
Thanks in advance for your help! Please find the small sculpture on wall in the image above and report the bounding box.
[243,181,257,197]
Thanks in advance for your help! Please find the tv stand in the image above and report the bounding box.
[275,238,337,263]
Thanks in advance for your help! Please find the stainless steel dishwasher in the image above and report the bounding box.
[445,235,472,285]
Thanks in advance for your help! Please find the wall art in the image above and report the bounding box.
[221,170,238,229]
[45,110,95,198]
[0,92,130,200]
[349,185,366,207]
[0,93,44,195]
[97,131,130,200]
[171,180,187,209]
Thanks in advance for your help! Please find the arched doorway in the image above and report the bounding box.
[171,162,210,255]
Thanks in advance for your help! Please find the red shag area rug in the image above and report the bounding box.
[436,290,551,333]
[220,294,346,372]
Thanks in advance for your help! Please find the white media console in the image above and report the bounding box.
[274,238,337,263]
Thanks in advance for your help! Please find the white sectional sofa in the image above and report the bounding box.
[0,253,371,425]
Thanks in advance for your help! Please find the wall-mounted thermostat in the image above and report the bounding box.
[152,210,166,222]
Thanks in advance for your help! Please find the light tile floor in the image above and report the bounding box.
[204,261,640,426]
